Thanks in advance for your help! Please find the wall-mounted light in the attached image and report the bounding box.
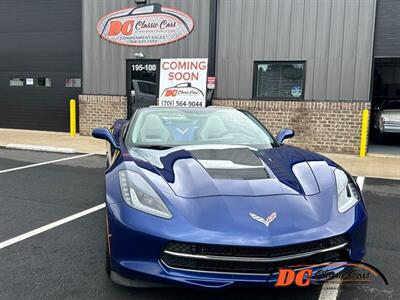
[134,52,145,58]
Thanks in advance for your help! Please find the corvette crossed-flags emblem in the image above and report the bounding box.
[249,212,277,228]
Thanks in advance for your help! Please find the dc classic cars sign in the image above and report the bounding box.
[159,58,208,107]
[97,3,194,46]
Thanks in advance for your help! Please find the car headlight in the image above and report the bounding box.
[334,169,360,213]
[119,170,172,219]
[379,116,385,131]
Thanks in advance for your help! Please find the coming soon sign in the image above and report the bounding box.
[159,58,208,107]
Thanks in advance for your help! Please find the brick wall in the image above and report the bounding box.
[212,100,370,154]
[79,95,127,135]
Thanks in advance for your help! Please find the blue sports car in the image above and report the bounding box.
[92,107,367,289]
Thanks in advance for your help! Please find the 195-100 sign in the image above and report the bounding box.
[97,3,194,47]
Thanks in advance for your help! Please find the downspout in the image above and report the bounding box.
[206,0,218,106]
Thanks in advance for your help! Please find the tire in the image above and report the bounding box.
[106,154,110,169]
[105,211,111,275]
[106,232,111,274]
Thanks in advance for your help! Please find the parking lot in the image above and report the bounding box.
[0,148,398,300]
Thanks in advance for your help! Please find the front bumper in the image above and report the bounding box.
[379,121,400,133]
[106,200,367,289]
[111,259,352,289]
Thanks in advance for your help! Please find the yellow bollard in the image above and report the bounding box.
[359,109,369,158]
[70,99,76,137]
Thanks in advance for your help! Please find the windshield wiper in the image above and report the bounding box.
[134,145,173,150]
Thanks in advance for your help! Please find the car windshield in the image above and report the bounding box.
[127,107,276,149]
[382,100,400,110]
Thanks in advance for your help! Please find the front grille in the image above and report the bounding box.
[162,251,346,274]
[385,120,400,126]
[161,235,348,274]
[384,120,400,129]
[164,235,346,257]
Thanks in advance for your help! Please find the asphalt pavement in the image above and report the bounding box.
[0,148,398,300]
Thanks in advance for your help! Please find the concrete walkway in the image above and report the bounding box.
[0,128,106,155]
[0,128,399,180]
[321,152,400,180]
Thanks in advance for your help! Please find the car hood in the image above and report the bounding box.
[166,192,340,239]
[128,145,334,199]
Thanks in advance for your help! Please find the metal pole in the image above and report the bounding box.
[70,99,76,137]
[359,109,369,158]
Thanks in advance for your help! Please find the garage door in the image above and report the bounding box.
[374,0,400,57]
[0,0,82,132]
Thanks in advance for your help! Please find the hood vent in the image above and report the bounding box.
[206,168,269,180]
[191,148,269,180]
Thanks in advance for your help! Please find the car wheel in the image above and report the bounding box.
[106,154,110,169]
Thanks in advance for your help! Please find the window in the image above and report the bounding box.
[374,58,400,99]
[9,77,24,87]
[37,77,52,87]
[65,78,81,88]
[253,61,305,99]
[127,107,275,149]
[137,81,157,95]
[382,99,400,110]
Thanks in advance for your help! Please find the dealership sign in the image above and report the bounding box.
[97,3,194,46]
[159,58,208,107]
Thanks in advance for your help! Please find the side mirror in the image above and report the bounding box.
[92,128,120,150]
[276,128,295,144]
[374,106,380,112]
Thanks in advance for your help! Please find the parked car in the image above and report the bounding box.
[131,80,157,106]
[92,107,367,289]
[374,99,400,142]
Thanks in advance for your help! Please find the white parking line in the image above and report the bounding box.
[318,176,365,300]
[0,153,96,174]
[318,281,341,300]
[356,176,365,191]
[0,203,105,250]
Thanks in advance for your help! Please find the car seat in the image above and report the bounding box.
[199,115,228,140]
[139,114,170,144]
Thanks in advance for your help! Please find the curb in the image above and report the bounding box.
[5,144,77,154]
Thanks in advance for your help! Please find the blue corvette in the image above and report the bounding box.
[92,107,367,289]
